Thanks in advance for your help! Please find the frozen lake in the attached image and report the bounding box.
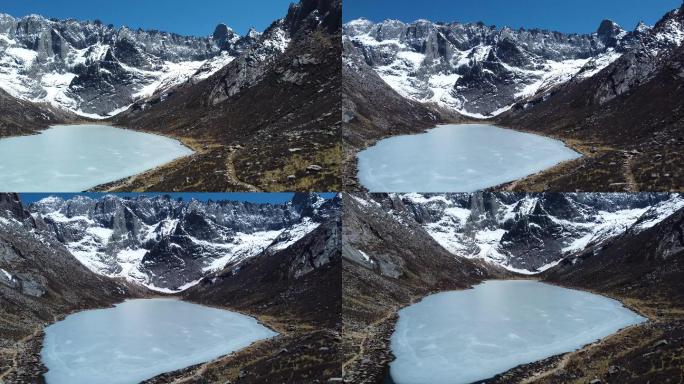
[41,299,277,384]
[388,280,645,384]
[0,125,193,192]
[357,124,581,192]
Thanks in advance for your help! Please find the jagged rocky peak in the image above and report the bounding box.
[0,11,272,116]
[213,23,236,41]
[284,0,341,34]
[394,193,684,273]
[26,194,338,292]
[0,193,27,220]
[343,17,374,35]
[634,21,652,34]
[597,19,625,47]
[245,27,261,39]
[292,191,323,208]
[344,3,684,117]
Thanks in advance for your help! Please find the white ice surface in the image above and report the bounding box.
[390,280,645,384]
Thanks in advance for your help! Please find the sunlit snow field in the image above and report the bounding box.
[0,125,193,191]
[41,299,277,384]
[357,124,581,192]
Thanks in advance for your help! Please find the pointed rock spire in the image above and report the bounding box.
[212,23,233,41]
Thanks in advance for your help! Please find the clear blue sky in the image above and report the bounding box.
[345,0,683,34]
[20,193,337,205]
[0,0,291,36]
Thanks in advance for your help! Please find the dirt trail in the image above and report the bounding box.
[622,155,639,192]
[0,329,41,381]
[343,309,397,371]
[225,150,261,192]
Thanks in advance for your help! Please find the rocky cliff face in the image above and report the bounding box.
[186,205,341,326]
[397,193,683,272]
[28,193,337,291]
[545,203,684,307]
[343,4,684,118]
[0,10,287,116]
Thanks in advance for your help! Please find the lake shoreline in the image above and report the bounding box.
[12,295,285,384]
[41,298,279,384]
[88,129,265,193]
[377,278,655,384]
[351,122,585,193]
[0,299,125,383]
[0,119,263,193]
[87,123,201,192]
[0,124,195,192]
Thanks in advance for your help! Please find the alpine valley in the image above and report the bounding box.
[0,0,342,191]
[342,192,684,383]
[0,192,342,383]
[343,2,684,191]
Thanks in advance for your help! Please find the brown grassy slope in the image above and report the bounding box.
[0,88,78,138]
[145,217,343,384]
[112,7,342,192]
[497,44,684,192]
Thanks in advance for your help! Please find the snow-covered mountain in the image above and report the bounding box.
[356,193,684,274]
[343,5,684,117]
[27,193,338,292]
[0,13,289,117]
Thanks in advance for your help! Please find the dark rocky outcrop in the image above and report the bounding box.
[175,205,342,383]
[0,88,75,138]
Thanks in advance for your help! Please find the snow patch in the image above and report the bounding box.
[358,249,374,264]
[562,208,650,253]
[0,268,12,280]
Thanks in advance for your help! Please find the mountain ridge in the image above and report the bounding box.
[343,15,634,117]
[26,193,337,292]
[0,10,288,117]
[396,192,683,272]
[343,3,684,192]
